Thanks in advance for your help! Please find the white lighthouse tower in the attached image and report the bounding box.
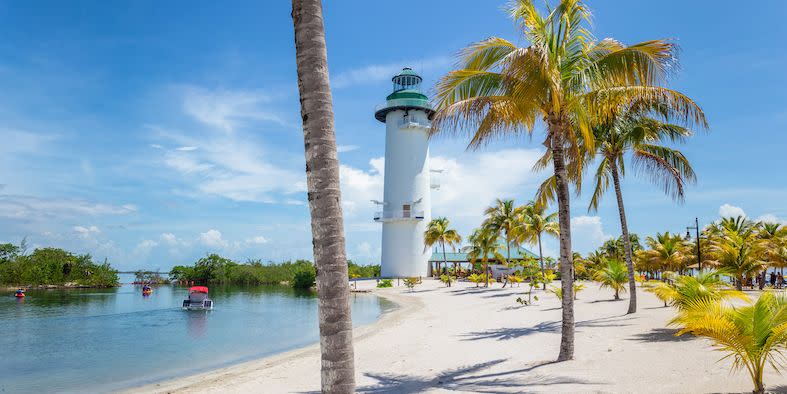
[373,67,435,278]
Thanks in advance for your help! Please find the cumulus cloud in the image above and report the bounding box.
[756,213,787,225]
[134,239,158,255]
[199,229,228,248]
[719,203,746,218]
[175,146,198,151]
[570,216,613,255]
[245,235,269,245]
[73,225,101,239]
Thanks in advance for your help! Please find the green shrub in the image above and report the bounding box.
[403,277,421,291]
[292,270,316,289]
[377,279,393,288]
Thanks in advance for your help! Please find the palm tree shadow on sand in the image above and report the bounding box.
[627,327,696,343]
[461,315,633,341]
[349,359,601,393]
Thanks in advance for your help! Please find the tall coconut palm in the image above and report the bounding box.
[638,232,691,274]
[671,292,787,394]
[483,199,524,264]
[424,217,462,279]
[588,111,703,314]
[467,228,504,288]
[757,222,787,280]
[432,0,705,361]
[516,202,559,289]
[291,1,354,391]
[707,216,765,291]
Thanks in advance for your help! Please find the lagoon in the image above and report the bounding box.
[0,275,392,393]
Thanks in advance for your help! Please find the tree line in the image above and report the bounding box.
[0,241,119,287]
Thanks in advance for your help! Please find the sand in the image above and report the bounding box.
[129,279,787,393]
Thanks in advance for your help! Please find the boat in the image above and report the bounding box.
[14,289,25,298]
[182,286,213,310]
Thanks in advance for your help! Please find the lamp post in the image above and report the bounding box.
[685,217,701,273]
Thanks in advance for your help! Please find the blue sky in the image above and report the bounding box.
[1,1,786,271]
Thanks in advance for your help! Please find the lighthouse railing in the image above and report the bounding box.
[373,210,425,222]
[374,98,433,112]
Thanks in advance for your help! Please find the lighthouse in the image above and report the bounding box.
[373,67,435,278]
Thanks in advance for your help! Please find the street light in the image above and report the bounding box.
[686,217,702,272]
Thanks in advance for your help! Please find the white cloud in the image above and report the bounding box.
[245,235,269,245]
[332,56,452,88]
[570,216,613,255]
[0,195,136,221]
[159,232,183,246]
[337,144,360,153]
[73,225,101,239]
[719,203,746,218]
[181,86,287,131]
[175,146,198,151]
[134,239,158,255]
[199,229,228,248]
[756,213,787,225]
[150,144,163,149]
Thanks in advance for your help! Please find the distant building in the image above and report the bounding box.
[428,245,540,278]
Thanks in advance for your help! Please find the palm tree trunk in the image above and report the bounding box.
[609,163,637,314]
[538,233,546,290]
[550,137,575,362]
[736,274,743,291]
[292,2,354,392]
[441,241,449,286]
[484,259,489,287]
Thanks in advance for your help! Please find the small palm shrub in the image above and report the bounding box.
[670,292,787,394]
[376,279,393,288]
[403,277,421,291]
[507,275,523,287]
[467,273,495,287]
[593,259,628,300]
[645,270,746,310]
[439,274,455,287]
[548,282,585,302]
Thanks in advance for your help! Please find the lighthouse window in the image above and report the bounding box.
[403,204,411,218]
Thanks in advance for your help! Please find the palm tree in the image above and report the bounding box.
[593,259,628,300]
[467,228,504,288]
[707,216,765,291]
[671,292,787,394]
[424,217,462,281]
[483,199,524,264]
[646,270,745,310]
[431,0,705,361]
[588,112,703,314]
[757,222,787,282]
[291,1,354,391]
[638,232,691,275]
[516,202,559,289]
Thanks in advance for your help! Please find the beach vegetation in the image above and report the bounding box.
[515,202,559,289]
[403,277,421,291]
[670,292,787,394]
[0,245,118,287]
[292,269,317,289]
[467,228,503,288]
[424,217,462,277]
[432,0,702,359]
[439,274,455,287]
[593,259,628,300]
[377,279,393,288]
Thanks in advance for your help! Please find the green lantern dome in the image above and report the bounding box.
[374,67,435,123]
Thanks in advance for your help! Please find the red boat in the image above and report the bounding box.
[182,286,213,310]
[14,289,25,298]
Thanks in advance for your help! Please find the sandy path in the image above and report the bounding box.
[129,279,787,393]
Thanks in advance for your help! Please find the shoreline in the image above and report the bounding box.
[125,284,420,393]
[126,279,786,393]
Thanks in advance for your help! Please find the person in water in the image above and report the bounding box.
[142,285,151,293]
[15,289,24,296]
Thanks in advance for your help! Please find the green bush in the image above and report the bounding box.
[377,279,393,288]
[0,245,119,287]
[291,270,316,289]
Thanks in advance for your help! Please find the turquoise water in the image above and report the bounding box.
[0,276,392,393]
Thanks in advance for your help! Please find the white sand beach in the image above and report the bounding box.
[130,279,787,393]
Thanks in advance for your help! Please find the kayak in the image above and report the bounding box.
[14,293,25,298]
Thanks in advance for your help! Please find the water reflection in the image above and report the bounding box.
[0,280,389,393]
[187,310,209,338]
